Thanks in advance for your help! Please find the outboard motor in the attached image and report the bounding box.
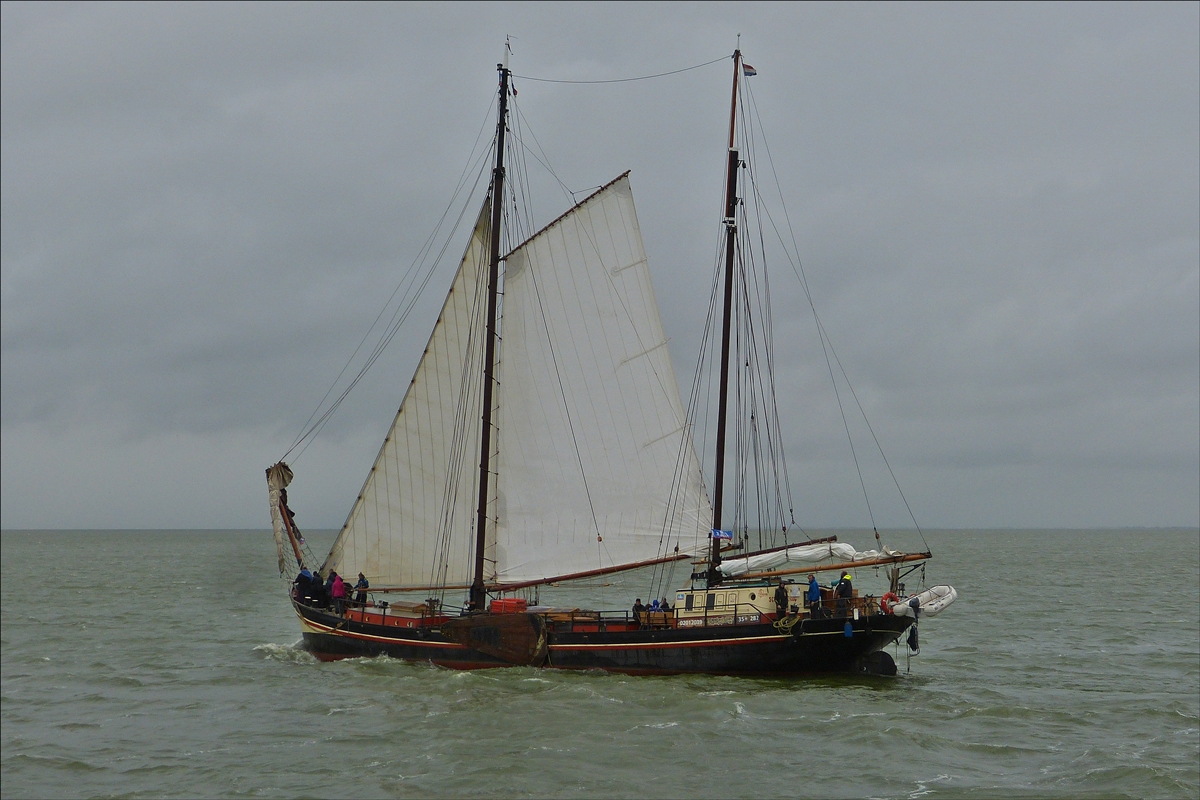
[907,624,920,653]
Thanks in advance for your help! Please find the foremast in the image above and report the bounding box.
[471,61,510,611]
[707,49,743,588]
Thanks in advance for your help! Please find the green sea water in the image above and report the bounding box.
[2,528,1197,799]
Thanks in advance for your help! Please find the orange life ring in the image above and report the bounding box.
[881,592,900,614]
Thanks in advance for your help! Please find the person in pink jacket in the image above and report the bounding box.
[330,572,347,615]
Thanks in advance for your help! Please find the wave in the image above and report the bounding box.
[252,641,316,664]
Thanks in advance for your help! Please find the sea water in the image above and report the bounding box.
[2,529,1197,799]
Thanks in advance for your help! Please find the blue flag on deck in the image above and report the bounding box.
[742,63,757,77]
[712,528,733,539]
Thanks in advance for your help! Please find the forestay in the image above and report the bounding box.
[493,174,711,583]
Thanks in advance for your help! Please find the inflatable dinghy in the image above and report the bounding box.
[889,584,957,618]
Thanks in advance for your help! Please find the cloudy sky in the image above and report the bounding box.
[2,2,1197,531]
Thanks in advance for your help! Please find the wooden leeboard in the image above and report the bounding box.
[440,613,548,666]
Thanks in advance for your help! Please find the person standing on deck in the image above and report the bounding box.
[834,571,853,617]
[310,573,328,608]
[774,581,788,618]
[291,571,306,601]
[806,574,822,617]
[354,573,369,608]
[330,573,347,615]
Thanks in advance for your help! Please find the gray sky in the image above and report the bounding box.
[2,2,1197,531]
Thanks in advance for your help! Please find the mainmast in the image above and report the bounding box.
[708,49,742,588]
[471,61,510,611]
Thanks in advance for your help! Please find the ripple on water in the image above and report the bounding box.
[4,753,107,773]
[2,529,1197,799]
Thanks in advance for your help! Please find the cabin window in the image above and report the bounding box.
[685,594,694,611]
[705,593,716,610]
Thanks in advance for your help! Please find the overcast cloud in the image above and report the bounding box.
[2,2,1197,531]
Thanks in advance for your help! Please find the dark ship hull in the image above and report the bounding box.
[293,600,913,676]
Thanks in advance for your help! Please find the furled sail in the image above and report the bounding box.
[266,461,295,574]
[717,542,907,577]
[491,174,712,584]
[324,200,494,588]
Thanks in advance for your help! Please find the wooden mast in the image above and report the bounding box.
[708,49,742,587]
[470,62,510,611]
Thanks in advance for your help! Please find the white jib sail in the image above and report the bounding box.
[493,174,712,583]
[324,200,494,588]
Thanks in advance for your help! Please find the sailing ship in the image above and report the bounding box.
[266,50,956,676]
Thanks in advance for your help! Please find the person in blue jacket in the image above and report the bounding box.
[806,574,822,617]
[354,573,369,608]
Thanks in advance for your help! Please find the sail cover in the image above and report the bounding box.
[717,542,906,577]
[325,200,494,588]
[493,174,711,583]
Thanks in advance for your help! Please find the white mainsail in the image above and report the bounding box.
[325,200,494,588]
[493,174,711,583]
[325,175,712,589]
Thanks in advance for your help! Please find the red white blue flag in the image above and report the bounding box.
[742,63,757,77]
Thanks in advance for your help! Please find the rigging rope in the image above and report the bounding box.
[513,55,729,85]
[504,101,610,564]
[283,95,499,463]
[647,210,726,601]
[427,204,492,598]
[510,99,577,206]
[742,78,930,554]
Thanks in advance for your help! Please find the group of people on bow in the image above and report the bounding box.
[292,568,370,615]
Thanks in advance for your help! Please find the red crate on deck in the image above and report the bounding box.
[489,598,528,613]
